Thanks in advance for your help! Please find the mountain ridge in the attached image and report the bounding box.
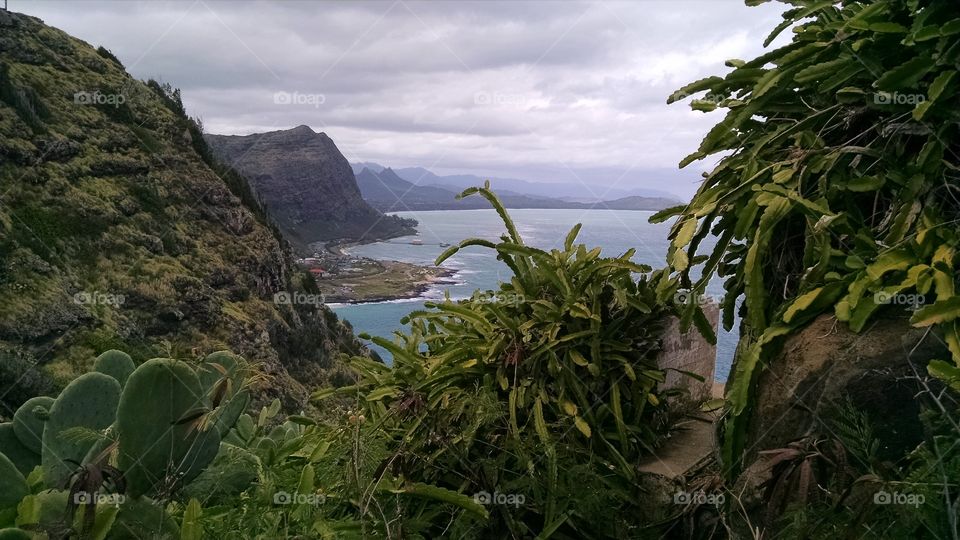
[351,162,681,201]
[355,166,679,211]
[205,127,415,251]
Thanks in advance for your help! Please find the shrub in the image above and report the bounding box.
[319,186,679,537]
[656,0,960,477]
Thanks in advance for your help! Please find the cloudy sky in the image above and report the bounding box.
[18,0,787,198]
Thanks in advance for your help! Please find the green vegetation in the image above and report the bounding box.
[0,191,691,538]
[653,0,960,537]
[2,1,958,537]
[768,401,960,539]
[657,0,960,475]
[0,11,366,410]
[316,184,679,537]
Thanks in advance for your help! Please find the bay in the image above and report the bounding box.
[332,208,736,382]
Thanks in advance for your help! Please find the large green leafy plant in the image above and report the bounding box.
[656,0,960,476]
[320,186,679,537]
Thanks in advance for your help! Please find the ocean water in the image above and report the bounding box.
[332,209,735,382]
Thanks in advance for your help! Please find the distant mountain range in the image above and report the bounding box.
[351,162,680,202]
[353,164,680,212]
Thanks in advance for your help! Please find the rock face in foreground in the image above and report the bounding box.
[0,11,365,410]
[205,127,414,248]
[744,313,946,464]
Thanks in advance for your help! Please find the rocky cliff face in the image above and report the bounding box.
[0,10,366,411]
[205,127,415,249]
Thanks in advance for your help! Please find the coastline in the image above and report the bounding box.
[302,232,458,305]
[320,262,458,304]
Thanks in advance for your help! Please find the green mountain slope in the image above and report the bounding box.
[0,10,366,411]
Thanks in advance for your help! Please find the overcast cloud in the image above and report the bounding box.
[17,0,787,198]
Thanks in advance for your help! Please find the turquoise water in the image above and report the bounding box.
[332,209,735,382]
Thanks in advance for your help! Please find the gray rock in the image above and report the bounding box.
[205,125,414,247]
[743,313,946,466]
[659,303,719,406]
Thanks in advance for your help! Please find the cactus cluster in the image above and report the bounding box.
[0,348,253,538]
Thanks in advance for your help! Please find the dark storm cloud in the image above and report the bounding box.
[16,0,787,198]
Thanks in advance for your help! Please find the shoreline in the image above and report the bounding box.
[302,233,457,304]
[321,263,458,305]
[282,224,458,305]
[318,228,416,258]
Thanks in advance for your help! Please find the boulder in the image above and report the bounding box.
[743,313,947,466]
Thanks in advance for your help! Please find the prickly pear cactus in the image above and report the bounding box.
[108,497,179,539]
[0,424,38,476]
[199,351,240,382]
[0,528,30,540]
[198,351,250,436]
[13,489,69,534]
[81,426,117,465]
[93,350,136,387]
[41,373,121,488]
[0,452,28,509]
[181,442,260,503]
[117,358,221,497]
[12,396,54,454]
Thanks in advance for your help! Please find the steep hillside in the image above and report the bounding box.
[0,11,367,411]
[205,127,415,249]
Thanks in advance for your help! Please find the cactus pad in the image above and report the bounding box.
[93,350,136,387]
[41,373,121,488]
[117,358,221,497]
[12,396,54,454]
